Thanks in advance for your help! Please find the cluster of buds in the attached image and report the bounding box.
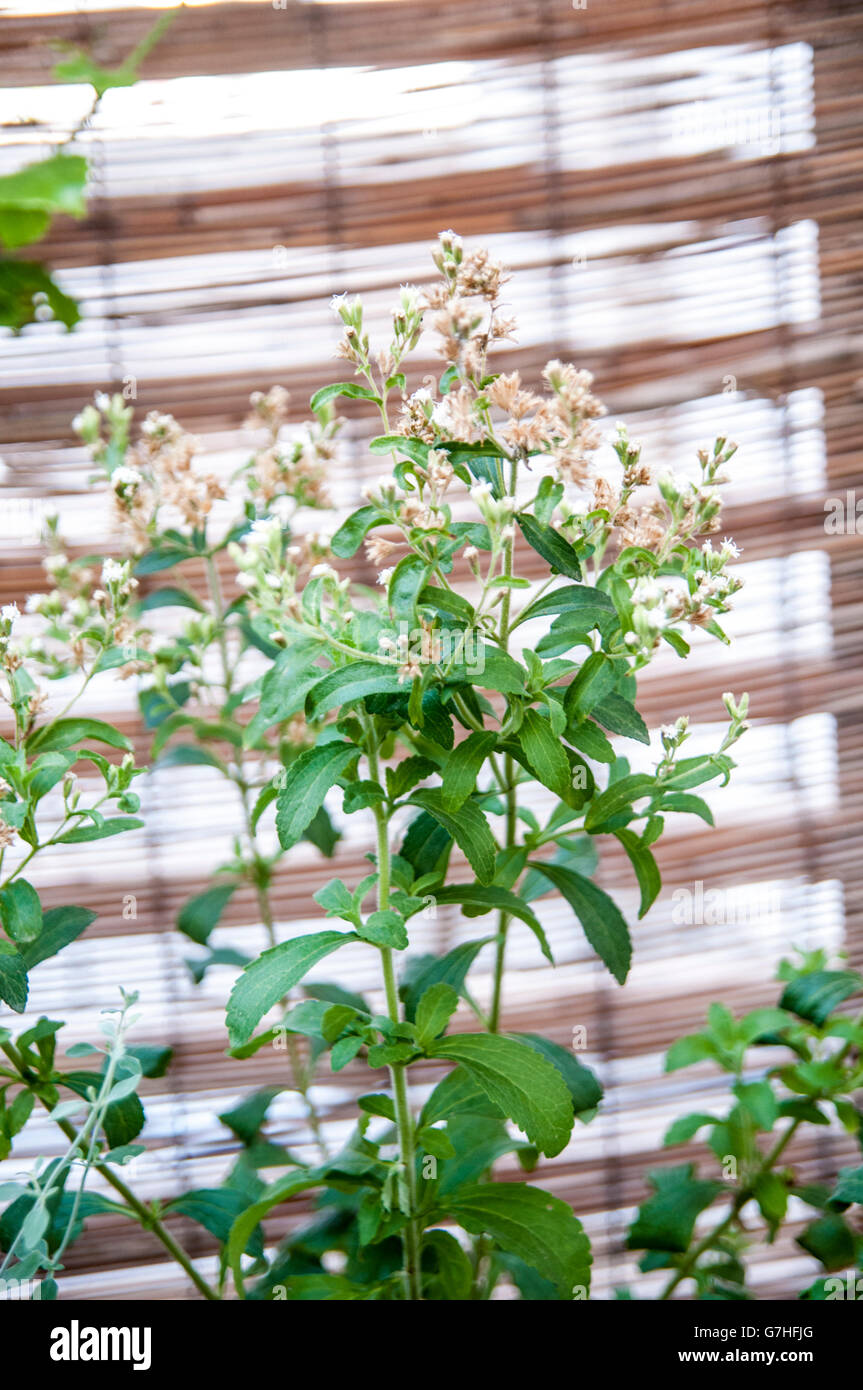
[332,294,370,371]
[243,387,334,510]
[24,522,149,678]
[0,602,22,675]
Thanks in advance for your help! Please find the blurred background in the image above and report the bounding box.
[0,0,861,1298]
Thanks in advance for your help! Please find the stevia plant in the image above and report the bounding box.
[0,554,218,1299]
[76,385,341,1155]
[628,951,863,1301]
[215,231,751,1300]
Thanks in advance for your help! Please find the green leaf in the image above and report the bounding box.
[591,693,650,745]
[0,942,28,1013]
[664,1112,718,1146]
[407,789,497,885]
[516,513,582,579]
[400,939,492,1020]
[518,708,573,801]
[796,1213,856,1271]
[138,586,204,613]
[450,645,527,697]
[431,884,552,963]
[627,1165,722,1253]
[515,583,615,629]
[219,1088,280,1145]
[305,663,404,720]
[166,1189,264,1257]
[528,861,631,984]
[415,982,459,1049]
[20,905,96,970]
[330,506,387,559]
[830,1166,863,1206]
[29,718,133,755]
[358,909,408,950]
[516,1033,602,1116]
[613,829,661,918]
[0,154,87,222]
[659,791,714,826]
[310,381,381,411]
[564,720,616,764]
[564,652,618,724]
[664,1033,718,1072]
[0,258,80,333]
[440,731,497,812]
[386,755,439,800]
[275,741,358,850]
[422,1229,473,1300]
[57,816,144,844]
[445,1183,591,1297]
[0,879,42,945]
[177,883,236,945]
[584,773,656,832]
[429,1033,574,1157]
[780,970,863,1027]
[226,931,359,1047]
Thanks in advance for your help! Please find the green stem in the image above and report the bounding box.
[368,733,422,1300]
[488,455,519,1035]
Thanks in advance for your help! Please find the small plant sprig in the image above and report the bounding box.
[216,232,750,1301]
[0,584,221,1298]
[628,950,863,1301]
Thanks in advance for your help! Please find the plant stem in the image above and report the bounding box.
[488,455,519,1034]
[368,733,422,1300]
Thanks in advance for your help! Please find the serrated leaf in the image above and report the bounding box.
[584,773,656,832]
[432,883,552,963]
[358,909,408,950]
[0,878,42,945]
[19,905,96,970]
[516,513,582,579]
[528,861,631,984]
[305,663,404,720]
[613,828,661,918]
[275,741,358,850]
[518,707,573,801]
[440,731,496,812]
[330,505,387,559]
[429,1033,574,1157]
[408,788,496,885]
[226,931,359,1047]
[415,982,459,1049]
[445,1182,591,1296]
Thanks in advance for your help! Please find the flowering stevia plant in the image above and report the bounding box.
[76,384,340,1157]
[213,232,752,1300]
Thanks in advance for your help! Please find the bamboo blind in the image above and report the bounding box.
[0,0,861,1299]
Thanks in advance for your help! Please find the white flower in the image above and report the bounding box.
[377,567,395,587]
[264,574,282,590]
[235,572,254,590]
[721,537,741,559]
[94,391,111,412]
[1,603,20,623]
[72,413,86,433]
[101,559,126,585]
[309,563,338,581]
[431,399,453,428]
[410,387,432,405]
[25,593,43,614]
[438,229,463,251]
[43,553,67,573]
[112,466,142,488]
[470,483,493,504]
[330,293,348,314]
